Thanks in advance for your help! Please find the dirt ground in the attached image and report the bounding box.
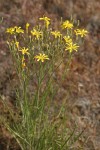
[0,0,100,150]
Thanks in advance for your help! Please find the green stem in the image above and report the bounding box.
[62,52,72,80]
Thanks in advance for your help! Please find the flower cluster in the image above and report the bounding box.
[6,16,88,69]
[5,16,89,150]
[6,26,24,34]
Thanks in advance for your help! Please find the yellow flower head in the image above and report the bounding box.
[74,29,88,37]
[14,26,24,34]
[51,31,62,38]
[39,16,50,29]
[62,20,73,29]
[26,23,30,33]
[63,36,72,44]
[65,42,79,53]
[34,53,49,62]
[31,29,43,40]
[15,41,19,49]
[6,27,15,34]
[19,47,30,55]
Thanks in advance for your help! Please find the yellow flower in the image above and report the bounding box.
[62,20,73,29]
[19,47,30,55]
[6,26,24,34]
[63,36,72,44]
[26,23,30,33]
[65,42,79,53]
[14,26,24,34]
[31,29,43,40]
[74,29,88,37]
[34,53,49,62]
[39,16,50,29]
[15,41,19,49]
[51,31,62,38]
[6,27,15,34]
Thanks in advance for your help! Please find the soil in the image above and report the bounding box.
[0,0,100,150]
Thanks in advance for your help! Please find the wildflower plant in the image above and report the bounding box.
[1,16,88,150]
